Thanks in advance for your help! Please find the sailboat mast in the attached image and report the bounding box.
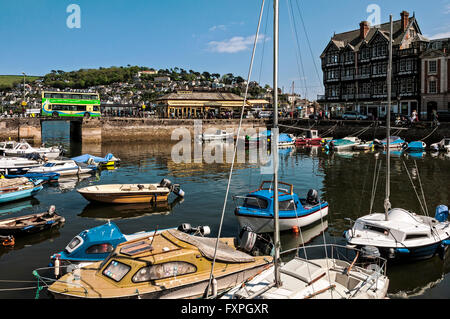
[273,0,281,287]
[384,15,393,221]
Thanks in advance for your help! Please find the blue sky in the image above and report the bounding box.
[0,0,449,99]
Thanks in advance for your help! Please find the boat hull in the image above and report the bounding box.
[236,206,329,233]
[78,191,170,204]
[49,262,270,299]
[0,186,43,204]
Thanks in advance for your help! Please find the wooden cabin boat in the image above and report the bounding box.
[0,177,43,204]
[0,206,65,236]
[47,229,272,299]
[77,179,185,204]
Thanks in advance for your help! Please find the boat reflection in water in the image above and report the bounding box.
[50,174,99,193]
[79,197,184,221]
[0,198,40,216]
[387,252,450,298]
[279,220,328,261]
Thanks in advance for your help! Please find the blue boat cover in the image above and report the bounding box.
[435,205,449,223]
[54,222,126,262]
[72,153,116,164]
[279,133,294,143]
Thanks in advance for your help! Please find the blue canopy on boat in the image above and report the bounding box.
[72,153,116,164]
[279,133,294,143]
[52,222,126,262]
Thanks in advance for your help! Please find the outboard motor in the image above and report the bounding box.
[160,179,185,198]
[306,189,319,205]
[435,205,449,223]
[238,227,273,256]
[373,139,383,149]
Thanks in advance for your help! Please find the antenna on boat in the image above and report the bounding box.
[273,0,282,288]
[384,15,393,222]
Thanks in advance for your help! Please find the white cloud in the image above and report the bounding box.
[445,4,450,14]
[428,31,450,40]
[208,34,268,54]
[209,25,227,32]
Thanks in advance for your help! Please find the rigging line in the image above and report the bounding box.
[258,0,271,85]
[205,0,265,299]
[369,158,382,215]
[402,160,426,216]
[286,0,308,99]
[420,126,439,142]
[295,0,323,89]
[414,160,429,217]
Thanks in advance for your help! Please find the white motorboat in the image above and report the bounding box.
[431,138,450,153]
[222,2,389,300]
[198,130,234,142]
[0,141,18,156]
[345,17,450,262]
[28,160,96,177]
[4,141,62,159]
[0,157,43,174]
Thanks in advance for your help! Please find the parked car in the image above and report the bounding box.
[341,112,368,120]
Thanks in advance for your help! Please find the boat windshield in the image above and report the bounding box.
[64,236,83,254]
[279,199,296,211]
[244,196,269,209]
[132,262,197,283]
[44,163,56,167]
[86,244,114,254]
[102,260,131,282]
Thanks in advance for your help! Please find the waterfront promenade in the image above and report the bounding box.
[0,117,448,145]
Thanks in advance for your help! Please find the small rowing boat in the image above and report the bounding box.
[0,178,43,204]
[0,206,65,236]
[77,179,185,204]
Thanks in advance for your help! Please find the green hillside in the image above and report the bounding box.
[0,75,41,89]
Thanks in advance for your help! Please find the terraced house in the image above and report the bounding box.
[318,11,429,119]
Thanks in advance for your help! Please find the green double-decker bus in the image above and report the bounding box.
[41,91,101,118]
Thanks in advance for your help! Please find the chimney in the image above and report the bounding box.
[360,21,370,39]
[401,11,410,32]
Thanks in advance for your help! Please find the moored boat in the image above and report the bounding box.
[0,177,43,204]
[47,228,272,299]
[198,130,234,142]
[28,159,96,176]
[430,138,450,153]
[72,153,120,168]
[4,141,62,159]
[77,179,185,204]
[325,137,362,152]
[0,205,64,236]
[295,130,323,146]
[234,181,329,233]
[49,222,211,271]
[0,156,43,175]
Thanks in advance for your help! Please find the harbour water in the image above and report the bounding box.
[1,121,450,299]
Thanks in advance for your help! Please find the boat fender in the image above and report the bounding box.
[48,205,56,215]
[137,184,145,191]
[396,248,410,254]
[435,205,449,223]
[54,254,61,278]
[2,236,14,247]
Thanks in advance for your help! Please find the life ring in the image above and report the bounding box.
[2,237,15,247]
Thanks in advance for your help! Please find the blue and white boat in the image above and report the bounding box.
[234,181,329,233]
[324,137,361,152]
[373,136,406,149]
[28,160,96,177]
[49,222,210,269]
[403,141,426,153]
[72,153,120,167]
[278,133,295,147]
[4,172,60,183]
[0,178,43,204]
